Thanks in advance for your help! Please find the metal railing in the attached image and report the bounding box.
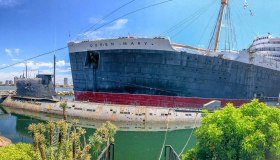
[164,145,181,160]
[97,143,115,160]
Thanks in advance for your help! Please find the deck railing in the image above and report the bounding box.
[164,145,181,160]
[97,143,115,160]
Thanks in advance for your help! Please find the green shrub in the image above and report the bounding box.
[182,99,280,160]
[0,143,35,160]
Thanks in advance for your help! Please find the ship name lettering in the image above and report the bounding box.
[123,42,127,45]
[105,43,108,46]
[144,42,147,45]
[111,43,114,46]
[131,42,134,45]
[138,42,140,45]
[90,44,93,47]
[95,44,98,47]
[100,43,102,47]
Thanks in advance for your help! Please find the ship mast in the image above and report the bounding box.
[214,0,228,52]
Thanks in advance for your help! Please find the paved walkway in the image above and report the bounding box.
[0,136,12,147]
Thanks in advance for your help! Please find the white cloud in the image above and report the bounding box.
[0,59,72,85]
[0,70,73,85]
[78,18,128,40]
[14,60,69,70]
[11,58,22,61]
[56,60,70,67]
[0,71,23,82]
[14,48,20,53]
[5,49,12,57]
[57,68,71,73]
[5,48,20,57]
[0,0,19,7]
[106,19,128,30]
[17,61,53,69]
[89,17,105,25]
[15,62,49,70]
[78,30,102,40]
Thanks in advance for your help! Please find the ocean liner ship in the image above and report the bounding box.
[68,0,280,108]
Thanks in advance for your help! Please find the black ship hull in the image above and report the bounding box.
[69,49,280,107]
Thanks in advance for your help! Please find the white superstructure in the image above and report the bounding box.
[250,34,280,61]
[68,37,176,53]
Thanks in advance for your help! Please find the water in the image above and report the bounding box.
[0,86,16,91]
[0,106,197,160]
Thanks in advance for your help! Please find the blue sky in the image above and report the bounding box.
[0,0,279,84]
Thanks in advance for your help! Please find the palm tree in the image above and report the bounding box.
[59,101,68,120]
[46,120,55,146]
[28,123,37,149]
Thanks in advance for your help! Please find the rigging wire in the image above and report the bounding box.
[84,0,173,34]
[160,6,208,36]
[0,46,69,71]
[160,0,217,37]
[178,113,199,156]
[158,108,172,160]
[207,5,223,51]
[170,11,206,39]
[231,0,256,44]
[77,0,136,38]
[228,4,237,51]
[196,6,218,48]
[170,1,217,39]
[0,0,173,71]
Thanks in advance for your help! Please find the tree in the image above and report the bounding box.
[28,120,117,160]
[182,99,280,160]
[59,101,68,120]
[89,121,117,154]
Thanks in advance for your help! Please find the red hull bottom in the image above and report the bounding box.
[74,91,250,108]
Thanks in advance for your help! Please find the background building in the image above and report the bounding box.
[63,77,68,87]
[14,76,19,85]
